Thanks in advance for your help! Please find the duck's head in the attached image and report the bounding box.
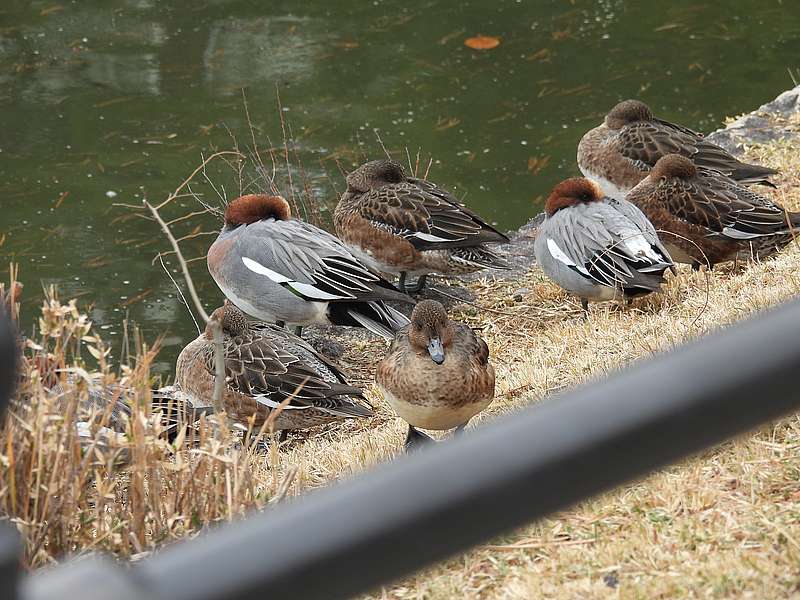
[605,99,654,130]
[544,178,604,216]
[205,300,248,339]
[651,154,697,181]
[408,299,453,365]
[346,159,406,194]
[223,194,291,230]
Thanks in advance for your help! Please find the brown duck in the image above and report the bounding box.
[334,159,509,294]
[376,300,495,449]
[626,154,800,268]
[578,99,778,201]
[176,302,372,432]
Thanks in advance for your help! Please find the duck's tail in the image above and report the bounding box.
[450,245,511,271]
[329,300,411,340]
[729,163,778,188]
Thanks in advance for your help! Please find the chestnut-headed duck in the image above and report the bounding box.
[334,159,509,294]
[533,177,673,313]
[207,194,413,339]
[578,99,777,200]
[176,303,372,432]
[376,300,495,449]
[626,154,800,268]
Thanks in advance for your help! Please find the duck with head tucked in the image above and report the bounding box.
[578,99,778,201]
[176,302,373,433]
[626,154,800,268]
[207,194,414,339]
[376,299,495,450]
[534,177,674,314]
[334,159,510,294]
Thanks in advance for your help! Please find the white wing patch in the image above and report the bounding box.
[412,231,452,243]
[622,233,662,261]
[242,256,344,301]
[254,395,309,410]
[720,227,764,240]
[242,256,291,283]
[546,238,590,275]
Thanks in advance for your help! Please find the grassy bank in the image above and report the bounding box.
[2,132,800,597]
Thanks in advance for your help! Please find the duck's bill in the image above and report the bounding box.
[427,337,445,364]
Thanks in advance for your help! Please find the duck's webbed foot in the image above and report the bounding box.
[404,425,436,452]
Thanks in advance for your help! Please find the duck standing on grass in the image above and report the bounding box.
[334,159,510,294]
[533,177,674,314]
[626,154,800,268]
[376,300,495,450]
[207,194,413,339]
[176,303,373,435]
[577,99,778,200]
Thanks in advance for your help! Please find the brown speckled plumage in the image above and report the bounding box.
[176,303,372,430]
[626,154,800,266]
[578,100,778,199]
[376,300,495,431]
[334,159,509,277]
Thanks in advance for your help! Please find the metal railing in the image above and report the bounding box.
[5,298,800,599]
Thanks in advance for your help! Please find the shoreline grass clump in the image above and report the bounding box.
[0,283,294,567]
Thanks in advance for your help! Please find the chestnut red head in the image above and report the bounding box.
[223,195,291,228]
[544,178,603,216]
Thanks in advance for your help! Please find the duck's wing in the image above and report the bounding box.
[203,324,371,417]
[618,121,777,184]
[238,219,409,304]
[546,204,672,290]
[354,179,508,251]
[663,171,794,240]
[607,198,673,261]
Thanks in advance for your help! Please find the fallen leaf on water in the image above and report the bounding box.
[464,35,500,50]
[527,156,551,175]
[40,5,63,16]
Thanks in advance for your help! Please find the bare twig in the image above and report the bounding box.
[143,199,210,323]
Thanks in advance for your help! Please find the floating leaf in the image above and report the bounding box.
[464,35,500,50]
[527,156,551,175]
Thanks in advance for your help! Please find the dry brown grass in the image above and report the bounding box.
[2,133,800,597]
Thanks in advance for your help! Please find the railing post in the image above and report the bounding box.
[0,296,21,599]
[0,525,20,600]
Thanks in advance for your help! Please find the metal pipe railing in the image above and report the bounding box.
[15,298,800,600]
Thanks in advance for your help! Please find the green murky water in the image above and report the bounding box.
[1,0,798,372]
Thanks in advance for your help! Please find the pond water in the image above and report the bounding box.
[1,0,798,373]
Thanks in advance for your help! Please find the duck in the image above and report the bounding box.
[577,99,778,200]
[533,177,674,313]
[176,302,373,434]
[625,154,800,268]
[375,299,495,450]
[207,194,413,339]
[334,159,510,294]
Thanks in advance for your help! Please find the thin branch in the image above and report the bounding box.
[143,199,210,323]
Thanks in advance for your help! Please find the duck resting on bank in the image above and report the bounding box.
[176,302,373,436]
[335,159,509,294]
[533,177,674,314]
[577,99,778,200]
[625,154,800,268]
[207,194,414,339]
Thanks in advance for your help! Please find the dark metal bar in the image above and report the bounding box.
[0,308,19,600]
[22,298,800,600]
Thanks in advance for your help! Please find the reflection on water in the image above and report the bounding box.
[0,0,798,372]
